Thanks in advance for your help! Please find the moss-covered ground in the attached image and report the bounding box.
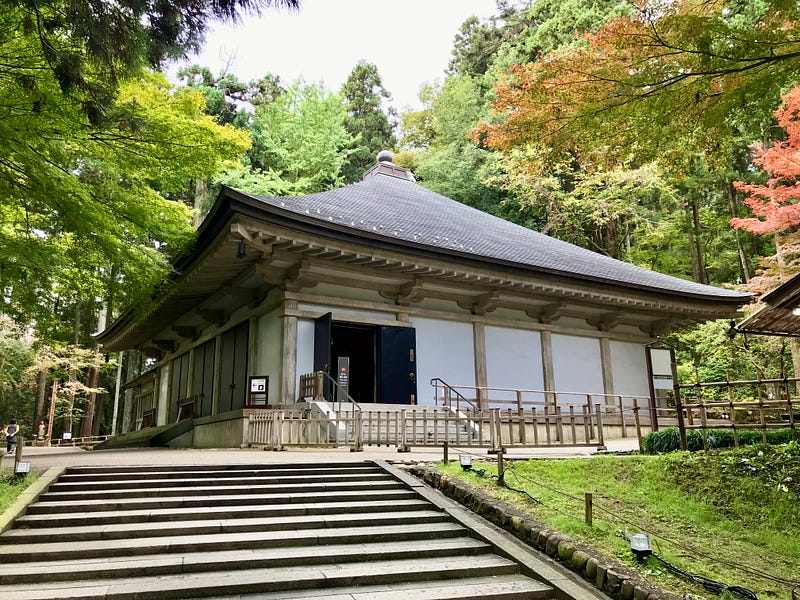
[438,442,800,600]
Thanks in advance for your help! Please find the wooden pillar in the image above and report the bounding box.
[248,316,259,376]
[282,310,298,406]
[186,348,195,399]
[540,331,556,406]
[473,322,487,409]
[600,337,615,407]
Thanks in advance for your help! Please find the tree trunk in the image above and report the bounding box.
[685,200,708,284]
[606,219,619,259]
[691,198,708,284]
[726,180,751,283]
[80,365,99,438]
[33,370,48,428]
[193,179,209,228]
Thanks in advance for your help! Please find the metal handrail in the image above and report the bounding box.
[430,378,478,411]
[320,371,361,414]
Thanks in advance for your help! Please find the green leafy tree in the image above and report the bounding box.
[0,316,36,429]
[403,76,503,213]
[1,70,250,336]
[339,61,396,183]
[8,0,297,124]
[217,81,353,196]
[177,65,284,127]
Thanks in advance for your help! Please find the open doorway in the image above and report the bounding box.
[331,323,376,403]
[314,314,417,404]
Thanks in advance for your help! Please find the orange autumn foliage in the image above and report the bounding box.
[731,86,800,235]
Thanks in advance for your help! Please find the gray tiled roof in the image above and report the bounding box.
[246,172,747,301]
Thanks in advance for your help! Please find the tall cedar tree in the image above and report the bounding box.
[340,62,396,183]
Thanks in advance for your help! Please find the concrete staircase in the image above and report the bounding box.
[0,462,561,599]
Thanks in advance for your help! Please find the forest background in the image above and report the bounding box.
[3,0,800,437]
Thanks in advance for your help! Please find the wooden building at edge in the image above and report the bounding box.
[95,155,749,446]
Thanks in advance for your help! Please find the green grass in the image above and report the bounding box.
[438,443,800,600]
[0,469,35,514]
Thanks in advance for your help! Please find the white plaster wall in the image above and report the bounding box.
[412,317,475,405]
[296,318,315,395]
[610,341,650,399]
[157,364,170,426]
[551,334,604,403]
[257,309,283,406]
[486,326,545,402]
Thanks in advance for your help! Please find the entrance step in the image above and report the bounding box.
[0,462,587,600]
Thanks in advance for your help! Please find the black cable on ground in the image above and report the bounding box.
[617,531,759,600]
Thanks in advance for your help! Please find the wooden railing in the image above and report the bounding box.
[674,398,800,449]
[431,382,653,438]
[245,405,608,451]
[670,377,800,450]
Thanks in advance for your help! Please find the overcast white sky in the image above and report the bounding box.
[171,0,498,111]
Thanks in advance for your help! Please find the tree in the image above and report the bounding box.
[0,316,36,429]
[732,87,800,237]
[339,62,396,183]
[217,81,353,196]
[407,76,504,213]
[731,85,800,296]
[8,1,298,124]
[0,71,250,338]
[479,0,797,167]
[177,65,285,128]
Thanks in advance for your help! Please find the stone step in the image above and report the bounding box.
[25,488,418,515]
[15,498,431,528]
[38,479,406,502]
[56,465,380,482]
[0,522,469,562]
[62,462,372,475]
[47,471,392,492]
[195,574,553,600]
[1,509,449,544]
[0,537,491,584]
[0,554,522,600]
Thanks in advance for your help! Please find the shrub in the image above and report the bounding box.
[642,427,799,454]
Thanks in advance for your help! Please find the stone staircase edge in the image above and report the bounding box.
[373,460,609,600]
[0,466,65,533]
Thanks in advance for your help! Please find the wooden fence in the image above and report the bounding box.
[674,397,799,450]
[245,405,610,451]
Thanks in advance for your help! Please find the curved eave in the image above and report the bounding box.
[96,186,750,351]
[222,187,749,305]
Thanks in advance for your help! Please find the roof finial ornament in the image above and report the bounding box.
[377,150,394,164]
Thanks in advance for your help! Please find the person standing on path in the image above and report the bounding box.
[3,419,19,454]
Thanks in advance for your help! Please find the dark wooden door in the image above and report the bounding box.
[219,322,249,413]
[378,326,417,404]
[313,313,332,374]
[191,339,216,418]
[169,353,189,421]
[314,313,333,400]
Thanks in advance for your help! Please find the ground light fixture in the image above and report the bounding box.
[14,462,30,477]
[460,455,472,471]
[629,533,652,561]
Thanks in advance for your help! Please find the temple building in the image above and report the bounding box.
[96,153,749,445]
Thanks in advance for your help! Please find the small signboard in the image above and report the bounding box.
[247,375,269,407]
[337,357,350,392]
[250,377,267,393]
[649,348,674,390]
